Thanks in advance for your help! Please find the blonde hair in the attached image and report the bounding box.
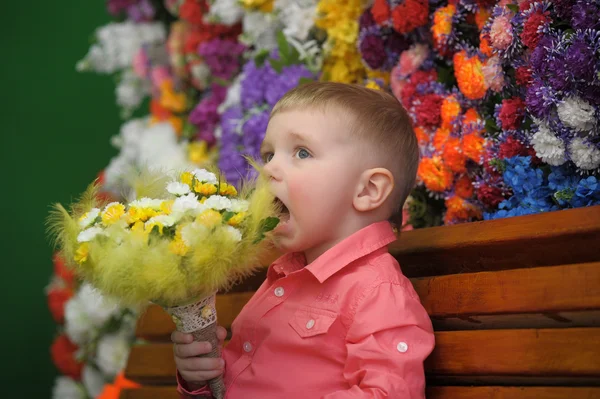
[271,82,419,226]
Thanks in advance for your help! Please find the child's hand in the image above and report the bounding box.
[172,325,227,388]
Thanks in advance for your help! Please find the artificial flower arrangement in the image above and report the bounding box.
[49,167,279,399]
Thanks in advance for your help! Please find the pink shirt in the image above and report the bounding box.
[178,221,435,398]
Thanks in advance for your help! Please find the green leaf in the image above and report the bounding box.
[222,211,236,222]
[269,59,284,74]
[254,216,280,243]
[485,117,501,135]
[181,121,197,140]
[254,49,270,67]
[298,77,314,86]
[506,4,519,13]
[276,31,290,59]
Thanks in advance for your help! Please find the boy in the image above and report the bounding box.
[173,82,435,398]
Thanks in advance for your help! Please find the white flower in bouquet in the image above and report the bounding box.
[77,226,106,243]
[172,193,203,216]
[193,169,218,183]
[229,199,249,213]
[167,181,191,196]
[224,225,243,242]
[204,195,233,211]
[275,0,317,42]
[96,332,132,377]
[206,0,244,25]
[569,137,600,171]
[557,96,596,133]
[82,365,106,398]
[531,121,566,166]
[65,284,120,345]
[241,11,280,51]
[78,208,101,228]
[77,21,166,74]
[52,377,85,399]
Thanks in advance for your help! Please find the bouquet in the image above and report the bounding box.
[48,167,280,398]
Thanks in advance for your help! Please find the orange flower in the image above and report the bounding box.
[418,156,454,192]
[479,33,493,57]
[441,95,461,129]
[442,137,467,173]
[159,80,188,113]
[454,174,474,199]
[371,0,391,25]
[453,50,487,100]
[98,372,140,399]
[432,4,456,51]
[413,126,430,146]
[463,133,486,163]
[475,7,492,30]
[444,195,482,224]
[432,127,451,151]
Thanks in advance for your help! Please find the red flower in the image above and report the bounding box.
[179,0,208,25]
[498,136,535,159]
[413,94,444,128]
[521,11,550,49]
[519,0,537,12]
[477,183,506,208]
[455,174,474,199]
[400,70,438,108]
[498,97,526,130]
[47,287,74,324]
[53,253,75,286]
[371,0,391,25]
[392,0,429,34]
[515,66,533,86]
[51,335,83,380]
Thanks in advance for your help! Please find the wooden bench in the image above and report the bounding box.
[120,205,600,398]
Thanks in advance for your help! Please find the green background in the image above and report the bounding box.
[2,2,121,395]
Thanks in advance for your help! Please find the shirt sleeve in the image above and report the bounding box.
[322,281,435,399]
[176,370,213,399]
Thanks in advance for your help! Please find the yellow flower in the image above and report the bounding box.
[169,238,189,256]
[365,80,382,91]
[196,209,222,228]
[227,212,246,226]
[74,243,89,264]
[127,207,159,224]
[159,81,187,113]
[102,203,125,225]
[201,306,213,319]
[181,172,194,186]
[161,200,174,215]
[219,183,238,196]
[194,182,218,196]
[188,142,210,165]
[131,221,146,235]
[240,0,273,11]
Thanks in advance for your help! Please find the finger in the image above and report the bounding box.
[216,326,227,342]
[174,342,212,358]
[180,368,224,384]
[178,356,224,372]
[171,331,193,344]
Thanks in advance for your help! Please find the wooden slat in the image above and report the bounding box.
[119,385,600,399]
[392,206,600,277]
[137,262,600,339]
[125,328,600,385]
[426,386,600,399]
[136,292,254,340]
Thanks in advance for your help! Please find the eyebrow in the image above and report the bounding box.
[260,130,308,154]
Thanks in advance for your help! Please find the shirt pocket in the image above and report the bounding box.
[289,305,338,338]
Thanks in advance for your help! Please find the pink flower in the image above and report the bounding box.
[396,44,430,78]
[483,56,505,92]
[489,14,513,50]
[132,48,149,78]
[151,66,171,88]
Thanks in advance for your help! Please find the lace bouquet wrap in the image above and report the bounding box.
[48,168,279,399]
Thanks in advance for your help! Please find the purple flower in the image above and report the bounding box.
[242,110,270,160]
[265,65,315,107]
[529,34,553,76]
[199,39,246,80]
[189,85,228,145]
[360,34,387,69]
[241,61,271,109]
[106,0,155,21]
[526,79,556,119]
[566,35,597,82]
[553,0,574,20]
[547,53,570,92]
[572,0,600,30]
[360,8,377,28]
[218,107,246,184]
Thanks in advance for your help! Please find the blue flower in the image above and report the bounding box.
[572,176,600,207]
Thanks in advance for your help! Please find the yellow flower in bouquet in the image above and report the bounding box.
[48,167,280,308]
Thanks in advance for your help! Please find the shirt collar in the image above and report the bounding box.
[268,221,397,283]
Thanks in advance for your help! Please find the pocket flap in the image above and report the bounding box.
[289,306,338,338]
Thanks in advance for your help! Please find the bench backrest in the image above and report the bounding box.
[120,205,600,399]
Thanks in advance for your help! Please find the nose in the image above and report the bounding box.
[263,156,283,182]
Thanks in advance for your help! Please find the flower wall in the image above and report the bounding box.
[48,0,600,396]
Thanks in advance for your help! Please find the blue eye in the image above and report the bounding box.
[263,153,274,163]
[296,148,311,159]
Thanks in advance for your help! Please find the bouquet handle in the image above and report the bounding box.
[164,294,225,399]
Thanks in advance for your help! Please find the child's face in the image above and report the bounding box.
[261,108,365,262]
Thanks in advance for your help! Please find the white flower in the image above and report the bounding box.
[224,225,242,242]
[241,11,280,51]
[569,137,600,170]
[228,199,249,213]
[116,69,150,116]
[130,197,164,209]
[218,74,243,113]
[82,365,106,398]
[204,195,232,211]
[557,96,596,133]
[96,332,132,377]
[78,208,101,228]
[145,214,176,229]
[52,377,85,399]
[76,21,166,74]
[192,169,218,183]
[172,193,201,216]
[77,226,106,243]
[205,0,244,25]
[530,122,566,166]
[276,0,317,42]
[167,181,191,196]
[65,284,120,345]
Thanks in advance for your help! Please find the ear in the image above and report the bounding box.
[353,168,394,213]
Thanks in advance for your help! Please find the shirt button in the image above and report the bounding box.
[243,341,253,352]
[274,287,285,297]
[397,342,408,353]
[306,319,315,329]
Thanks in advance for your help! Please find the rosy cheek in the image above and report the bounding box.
[287,178,313,210]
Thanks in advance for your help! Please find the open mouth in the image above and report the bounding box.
[274,197,290,222]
